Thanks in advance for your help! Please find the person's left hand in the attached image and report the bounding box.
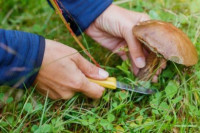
[86,4,166,82]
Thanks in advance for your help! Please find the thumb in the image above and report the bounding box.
[73,54,109,79]
[81,77,105,99]
[125,30,146,68]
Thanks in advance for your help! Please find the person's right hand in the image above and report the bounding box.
[34,39,109,100]
[86,5,166,82]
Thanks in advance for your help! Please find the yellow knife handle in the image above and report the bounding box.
[88,77,117,89]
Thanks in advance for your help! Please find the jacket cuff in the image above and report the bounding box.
[24,36,45,88]
[0,29,46,89]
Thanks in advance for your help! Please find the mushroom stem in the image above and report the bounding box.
[137,52,164,81]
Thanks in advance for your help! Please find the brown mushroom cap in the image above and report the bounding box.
[133,20,198,66]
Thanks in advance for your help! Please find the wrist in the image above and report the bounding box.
[92,4,117,30]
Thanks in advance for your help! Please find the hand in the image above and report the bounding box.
[86,4,166,82]
[34,39,109,100]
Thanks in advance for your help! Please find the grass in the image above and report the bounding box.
[0,0,200,132]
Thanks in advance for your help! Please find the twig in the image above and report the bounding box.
[49,0,100,67]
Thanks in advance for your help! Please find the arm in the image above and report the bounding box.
[0,29,108,99]
[50,1,146,69]
[48,0,112,35]
[54,1,166,82]
[0,29,45,89]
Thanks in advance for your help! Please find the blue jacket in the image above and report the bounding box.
[0,0,112,89]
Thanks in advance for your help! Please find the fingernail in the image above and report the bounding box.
[99,68,109,78]
[135,57,146,68]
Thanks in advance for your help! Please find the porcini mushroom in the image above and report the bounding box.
[132,20,198,81]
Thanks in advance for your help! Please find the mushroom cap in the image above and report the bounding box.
[133,20,198,66]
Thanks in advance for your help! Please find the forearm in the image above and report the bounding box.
[0,29,45,89]
[48,0,112,35]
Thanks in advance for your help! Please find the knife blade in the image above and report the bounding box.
[88,77,157,94]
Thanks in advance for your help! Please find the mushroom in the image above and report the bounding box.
[132,20,198,81]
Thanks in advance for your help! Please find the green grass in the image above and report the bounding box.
[0,0,200,132]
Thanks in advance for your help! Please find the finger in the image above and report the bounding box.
[49,85,75,100]
[80,77,105,99]
[115,48,128,60]
[73,54,109,80]
[115,47,128,61]
[38,85,74,100]
[160,59,167,69]
[36,84,60,100]
[110,40,128,61]
[156,69,162,75]
[60,91,75,100]
[125,30,146,68]
[121,54,128,61]
[152,76,158,83]
[129,57,139,75]
[138,13,151,22]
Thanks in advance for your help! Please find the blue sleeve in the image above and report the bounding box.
[50,0,112,35]
[0,29,45,89]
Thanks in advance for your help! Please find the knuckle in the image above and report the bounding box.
[73,80,82,88]
[94,88,104,99]
[140,13,150,21]
[69,48,79,58]
[94,91,103,99]
[67,47,77,53]
[87,64,97,75]
[72,52,81,60]
[95,94,101,99]
[49,94,60,100]
[72,49,78,54]
[60,92,75,100]
[72,79,85,91]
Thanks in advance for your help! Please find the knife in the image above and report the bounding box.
[88,77,157,94]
